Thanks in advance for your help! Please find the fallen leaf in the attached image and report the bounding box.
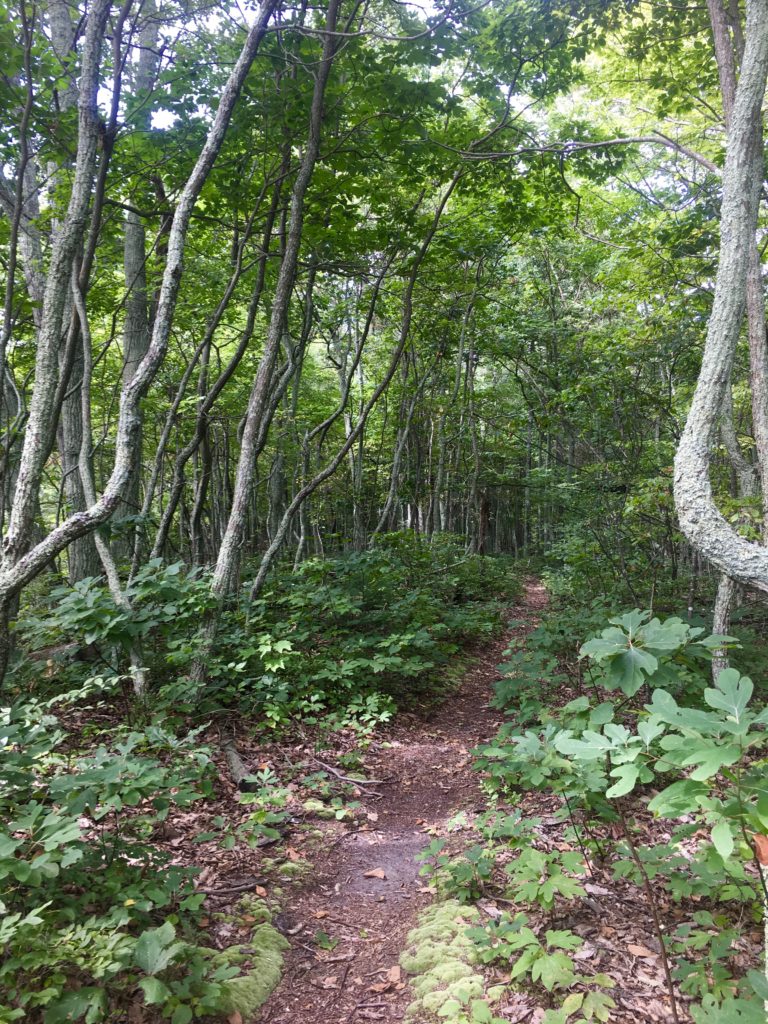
[753,833,768,865]
[363,868,386,879]
[227,1014,243,1024]
[627,943,658,958]
[313,910,329,919]
[255,885,267,898]
[585,883,611,895]
[321,976,338,989]
[573,944,596,960]
[387,966,401,983]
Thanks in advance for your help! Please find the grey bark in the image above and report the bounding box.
[2,0,111,573]
[210,0,340,600]
[118,3,159,555]
[673,0,768,590]
[47,0,102,581]
[0,0,278,683]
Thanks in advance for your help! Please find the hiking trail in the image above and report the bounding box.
[258,580,548,1024]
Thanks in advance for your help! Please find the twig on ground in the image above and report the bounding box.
[197,879,267,896]
[309,754,390,787]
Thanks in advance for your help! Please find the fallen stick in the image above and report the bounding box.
[310,754,389,787]
[197,879,267,896]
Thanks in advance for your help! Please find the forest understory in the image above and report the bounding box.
[12,572,764,1024]
[7,0,768,1020]
[207,581,764,1024]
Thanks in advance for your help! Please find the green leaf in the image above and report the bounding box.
[43,989,106,1024]
[138,977,172,1005]
[133,922,184,975]
[711,820,734,860]
[171,1007,193,1024]
[608,646,657,694]
[704,670,753,725]
[648,779,709,816]
[471,1001,494,1023]
[544,930,583,950]
[691,996,767,1023]
[679,740,743,781]
[606,763,639,798]
[535,951,576,991]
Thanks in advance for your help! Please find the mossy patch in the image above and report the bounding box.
[213,922,289,1020]
[302,797,337,820]
[400,900,489,1021]
[277,857,311,880]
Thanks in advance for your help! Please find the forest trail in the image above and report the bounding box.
[258,580,549,1024]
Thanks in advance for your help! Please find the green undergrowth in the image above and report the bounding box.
[421,597,768,1024]
[13,532,518,730]
[1,535,517,1021]
[0,687,290,1023]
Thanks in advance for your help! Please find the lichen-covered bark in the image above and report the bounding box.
[2,0,111,571]
[210,0,341,600]
[673,0,768,589]
[0,0,278,633]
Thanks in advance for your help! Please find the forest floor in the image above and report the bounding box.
[170,579,761,1024]
[255,580,548,1024]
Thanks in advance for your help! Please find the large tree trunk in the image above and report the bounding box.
[118,4,159,559]
[673,0,768,588]
[2,0,111,573]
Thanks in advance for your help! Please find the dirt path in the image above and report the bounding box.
[258,580,548,1024]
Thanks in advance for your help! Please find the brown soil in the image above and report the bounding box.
[257,580,549,1024]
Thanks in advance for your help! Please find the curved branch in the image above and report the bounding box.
[673,0,768,589]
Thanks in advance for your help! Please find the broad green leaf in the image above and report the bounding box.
[648,779,709,816]
[608,609,649,635]
[691,995,767,1023]
[470,1001,494,1023]
[637,719,665,747]
[138,977,172,1005]
[710,820,734,860]
[679,741,743,781]
[704,670,753,725]
[607,646,657,695]
[606,763,639,798]
[133,922,184,975]
[43,989,106,1024]
[535,951,576,991]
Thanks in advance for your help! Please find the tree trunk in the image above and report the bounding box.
[673,0,768,588]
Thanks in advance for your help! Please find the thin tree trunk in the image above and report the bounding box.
[209,0,340,602]
[0,0,278,684]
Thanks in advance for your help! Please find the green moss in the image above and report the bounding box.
[277,858,310,879]
[235,895,272,923]
[400,901,487,1021]
[302,797,336,820]
[215,924,289,1020]
[422,975,484,1013]
[411,961,474,996]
